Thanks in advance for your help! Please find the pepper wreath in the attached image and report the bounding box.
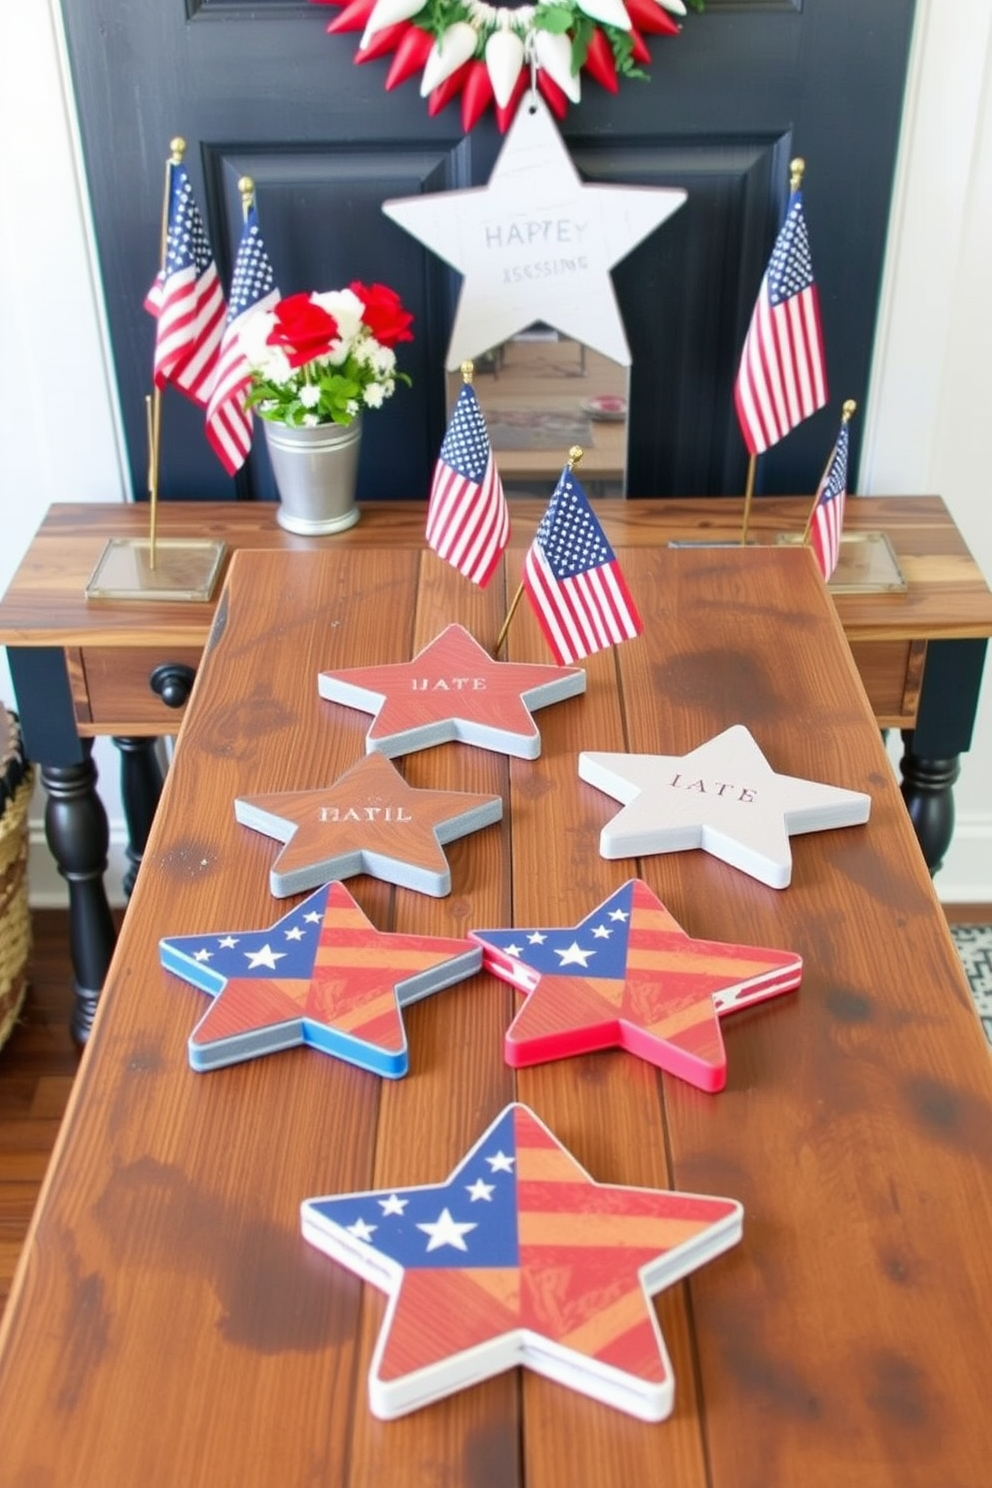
[314,0,700,131]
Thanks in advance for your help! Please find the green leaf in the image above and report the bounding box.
[538,6,575,35]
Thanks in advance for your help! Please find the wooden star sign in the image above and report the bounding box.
[382,94,686,369]
[471,879,802,1090]
[318,622,585,760]
[235,753,503,899]
[580,724,871,889]
[301,1102,743,1421]
[158,881,481,1077]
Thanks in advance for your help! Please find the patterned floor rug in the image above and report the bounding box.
[951,925,992,1047]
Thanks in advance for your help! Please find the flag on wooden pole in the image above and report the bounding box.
[426,363,509,587]
[808,401,855,582]
[522,456,642,665]
[734,159,827,456]
[144,159,226,406]
[205,184,280,475]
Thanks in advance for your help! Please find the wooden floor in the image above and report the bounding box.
[1,901,989,1324]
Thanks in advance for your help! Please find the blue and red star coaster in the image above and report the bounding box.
[318,622,586,760]
[159,881,480,1076]
[471,879,802,1091]
[301,1102,742,1421]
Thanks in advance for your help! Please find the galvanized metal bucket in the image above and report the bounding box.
[263,417,362,535]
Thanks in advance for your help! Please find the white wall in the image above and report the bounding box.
[2,1,991,906]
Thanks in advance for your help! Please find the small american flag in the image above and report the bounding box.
[809,415,850,582]
[426,383,509,587]
[734,187,827,455]
[522,467,642,665]
[205,204,279,475]
[144,162,226,406]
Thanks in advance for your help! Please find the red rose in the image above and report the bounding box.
[350,281,414,348]
[266,293,339,368]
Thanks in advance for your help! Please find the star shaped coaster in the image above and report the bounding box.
[471,879,802,1090]
[235,753,503,899]
[382,94,686,369]
[301,1102,742,1420]
[580,724,871,889]
[318,623,585,760]
[159,881,481,1077]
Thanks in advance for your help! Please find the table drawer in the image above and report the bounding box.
[848,638,926,728]
[70,646,203,734]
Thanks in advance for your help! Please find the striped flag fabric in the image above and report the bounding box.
[734,187,827,455]
[205,204,279,474]
[426,382,509,587]
[144,162,226,406]
[522,466,642,665]
[302,1102,742,1420]
[809,414,850,581]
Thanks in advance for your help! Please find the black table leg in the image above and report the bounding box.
[41,748,117,1043]
[8,646,118,1043]
[113,737,165,897]
[899,637,988,876]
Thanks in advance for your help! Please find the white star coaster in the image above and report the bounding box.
[579,724,871,889]
[382,94,686,369]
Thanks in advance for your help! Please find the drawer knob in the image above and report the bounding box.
[149,662,196,709]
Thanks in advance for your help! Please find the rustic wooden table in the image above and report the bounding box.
[1,497,990,1041]
[2,540,991,1486]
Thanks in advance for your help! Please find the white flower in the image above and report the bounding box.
[363,382,385,409]
[312,289,364,347]
[302,413,320,427]
[370,344,397,376]
[345,399,360,418]
[298,383,322,408]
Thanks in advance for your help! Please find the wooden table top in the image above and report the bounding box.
[2,496,991,650]
[2,539,992,1486]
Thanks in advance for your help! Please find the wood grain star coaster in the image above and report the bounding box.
[301,1102,742,1421]
[235,753,503,899]
[318,623,585,760]
[579,724,871,889]
[471,879,802,1091]
[159,881,481,1077]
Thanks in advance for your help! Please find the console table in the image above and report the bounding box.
[2,542,991,1487]
[1,497,990,1041]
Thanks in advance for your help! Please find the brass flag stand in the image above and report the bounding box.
[86,138,225,602]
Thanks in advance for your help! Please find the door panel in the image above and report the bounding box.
[59,0,916,501]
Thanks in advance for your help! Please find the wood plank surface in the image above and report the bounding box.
[2,539,992,1487]
[3,497,992,647]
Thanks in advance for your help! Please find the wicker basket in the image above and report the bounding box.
[0,710,32,1052]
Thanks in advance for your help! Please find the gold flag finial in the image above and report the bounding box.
[461,361,474,385]
[790,157,805,191]
[238,176,255,217]
[567,445,584,469]
[841,398,857,423]
[169,137,186,164]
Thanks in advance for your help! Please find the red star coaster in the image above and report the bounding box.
[471,879,802,1091]
[235,753,503,899]
[301,1103,742,1421]
[159,881,481,1077]
[318,623,586,760]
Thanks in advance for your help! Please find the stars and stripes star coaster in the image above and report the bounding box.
[580,724,871,889]
[158,881,481,1076]
[471,879,802,1090]
[234,752,503,899]
[318,622,586,760]
[301,1102,742,1421]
